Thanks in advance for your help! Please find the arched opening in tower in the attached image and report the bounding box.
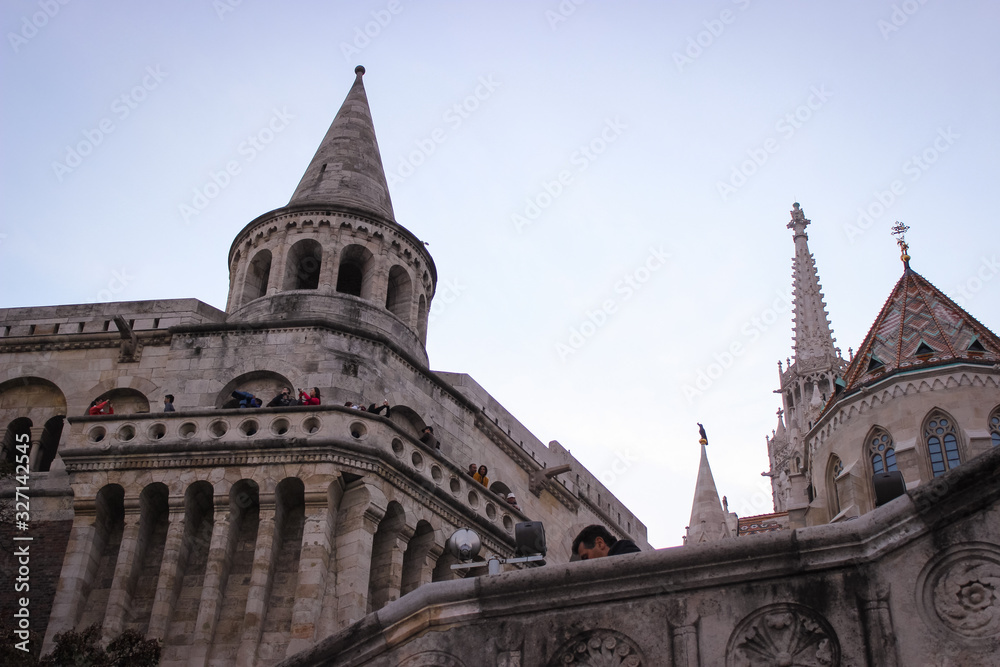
[284,239,323,291]
[242,249,272,304]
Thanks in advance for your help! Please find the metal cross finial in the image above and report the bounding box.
[891,221,911,266]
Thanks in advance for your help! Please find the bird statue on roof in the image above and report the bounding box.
[698,423,708,445]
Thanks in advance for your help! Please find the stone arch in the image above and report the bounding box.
[206,479,261,664]
[215,370,294,408]
[416,293,428,344]
[400,520,438,596]
[922,407,963,477]
[36,415,65,472]
[2,416,31,466]
[726,603,840,667]
[76,484,126,631]
[826,454,843,519]
[546,628,645,666]
[385,265,413,324]
[368,500,408,613]
[128,483,170,635]
[0,376,67,415]
[489,481,513,498]
[91,387,150,415]
[387,405,428,439]
[241,248,272,305]
[163,481,214,647]
[336,244,376,299]
[283,238,323,291]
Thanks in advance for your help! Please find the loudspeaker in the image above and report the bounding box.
[873,470,906,507]
[514,521,546,557]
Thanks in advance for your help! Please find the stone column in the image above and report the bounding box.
[41,504,102,653]
[666,600,699,667]
[147,499,187,640]
[286,491,334,657]
[268,238,289,296]
[236,504,278,666]
[102,500,143,642]
[27,426,44,471]
[369,526,413,612]
[229,251,249,310]
[322,487,384,634]
[189,503,234,665]
[318,236,340,293]
[859,581,899,667]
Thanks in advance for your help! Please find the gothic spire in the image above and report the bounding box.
[289,66,396,222]
[787,203,838,366]
[685,444,731,544]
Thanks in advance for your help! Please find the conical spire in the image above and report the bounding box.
[787,203,838,366]
[686,444,731,544]
[289,66,396,222]
[840,265,1000,394]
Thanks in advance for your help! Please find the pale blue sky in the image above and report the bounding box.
[2,1,998,547]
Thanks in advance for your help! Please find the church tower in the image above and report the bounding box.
[766,203,845,512]
[224,66,435,363]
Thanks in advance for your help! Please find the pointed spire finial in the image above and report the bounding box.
[891,221,911,268]
[355,65,366,76]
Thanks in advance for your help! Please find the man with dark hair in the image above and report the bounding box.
[163,394,175,412]
[572,524,640,560]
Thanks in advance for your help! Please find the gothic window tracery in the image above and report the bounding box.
[867,427,897,475]
[990,406,1000,448]
[923,411,961,477]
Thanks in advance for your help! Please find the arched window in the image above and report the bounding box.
[867,427,897,475]
[336,245,374,298]
[385,265,412,323]
[2,418,32,466]
[924,411,961,477]
[416,294,428,344]
[36,415,65,472]
[990,406,1000,448]
[826,456,843,517]
[241,249,272,304]
[283,239,322,290]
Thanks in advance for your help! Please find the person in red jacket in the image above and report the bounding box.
[299,387,321,405]
[87,399,113,415]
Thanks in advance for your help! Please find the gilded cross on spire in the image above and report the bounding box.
[891,221,911,267]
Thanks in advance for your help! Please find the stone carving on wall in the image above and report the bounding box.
[726,603,840,667]
[547,629,643,666]
[917,542,1000,642]
[398,650,466,667]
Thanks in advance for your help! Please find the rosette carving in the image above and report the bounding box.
[726,603,840,667]
[917,543,1000,641]
[547,629,643,667]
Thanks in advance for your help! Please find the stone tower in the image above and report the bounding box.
[765,203,845,512]
[0,68,647,666]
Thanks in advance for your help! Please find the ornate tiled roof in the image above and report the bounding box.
[737,512,788,536]
[289,66,396,222]
[840,266,1000,394]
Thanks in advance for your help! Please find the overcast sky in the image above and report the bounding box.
[2,1,998,548]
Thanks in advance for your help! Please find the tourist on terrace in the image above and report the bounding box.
[232,390,262,408]
[571,525,640,560]
[267,387,293,407]
[467,464,478,477]
[88,399,113,415]
[419,425,438,449]
[474,465,489,487]
[163,394,175,412]
[368,400,391,417]
[299,387,321,405]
